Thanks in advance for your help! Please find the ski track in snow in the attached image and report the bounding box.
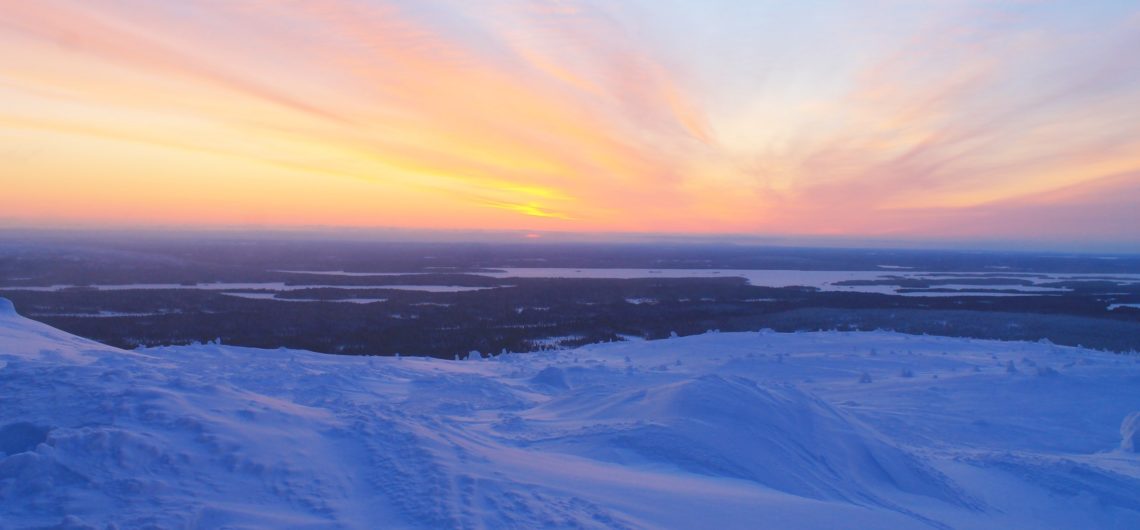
[1,297,1138,529]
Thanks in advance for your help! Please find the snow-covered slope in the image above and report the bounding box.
[1,297,1138,529]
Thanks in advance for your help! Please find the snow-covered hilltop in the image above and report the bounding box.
[1,298,1138,529]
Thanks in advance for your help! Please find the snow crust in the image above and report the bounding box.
[1,299,1139,529]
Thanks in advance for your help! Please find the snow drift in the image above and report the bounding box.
[1,298,1138,529]
[1123,412,1140,453]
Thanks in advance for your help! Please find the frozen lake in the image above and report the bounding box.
[476,268,1140,296]
[0,282,494,293]
[219,293,389,303]
[5,269,1140,299]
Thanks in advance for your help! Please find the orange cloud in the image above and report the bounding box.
[1,0,1138,245]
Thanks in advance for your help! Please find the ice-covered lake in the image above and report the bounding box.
[0,282,493,293]
[476,268,1140,296]
[5,269,1140,298]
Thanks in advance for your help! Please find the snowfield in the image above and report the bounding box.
[1,297,1138,529]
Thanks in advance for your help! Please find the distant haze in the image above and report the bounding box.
[2,1,1139,248]
[2,227,1140,254]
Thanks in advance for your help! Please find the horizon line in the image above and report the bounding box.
[1,225,1138,255]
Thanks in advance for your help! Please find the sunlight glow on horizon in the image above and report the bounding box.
[2,0,1139,245]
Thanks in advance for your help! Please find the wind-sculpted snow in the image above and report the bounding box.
[1,299,1139,529]
[521,374,973,515]
[1123,413,1140,453]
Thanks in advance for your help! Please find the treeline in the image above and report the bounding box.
[3,276,1139,357]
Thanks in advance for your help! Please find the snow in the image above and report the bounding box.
[26,311,181,318]
[220,293,389,304]
[477,268,1140,296]
[480,268,899,287]
[1123,413,1140,453]
[7,271,1140,300]
[624,297,657,305]
[531,335,588,349]
[1,298,1139,529]
[273,270,429,276]
[0,282,494,293]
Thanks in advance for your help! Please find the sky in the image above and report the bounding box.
[2,0,1139,249]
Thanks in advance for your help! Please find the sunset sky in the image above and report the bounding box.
[2,0,1139,247]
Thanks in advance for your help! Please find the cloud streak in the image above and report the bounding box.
[1,0,1138,245]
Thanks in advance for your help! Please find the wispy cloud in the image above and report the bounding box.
[1,0,1138,244]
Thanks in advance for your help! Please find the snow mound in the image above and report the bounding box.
[0,298,121,362]
[529,365,569,389]
[527,374,969,508]
[1123,412,1140,453]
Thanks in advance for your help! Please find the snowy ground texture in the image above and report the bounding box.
[1,297,1139,530]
